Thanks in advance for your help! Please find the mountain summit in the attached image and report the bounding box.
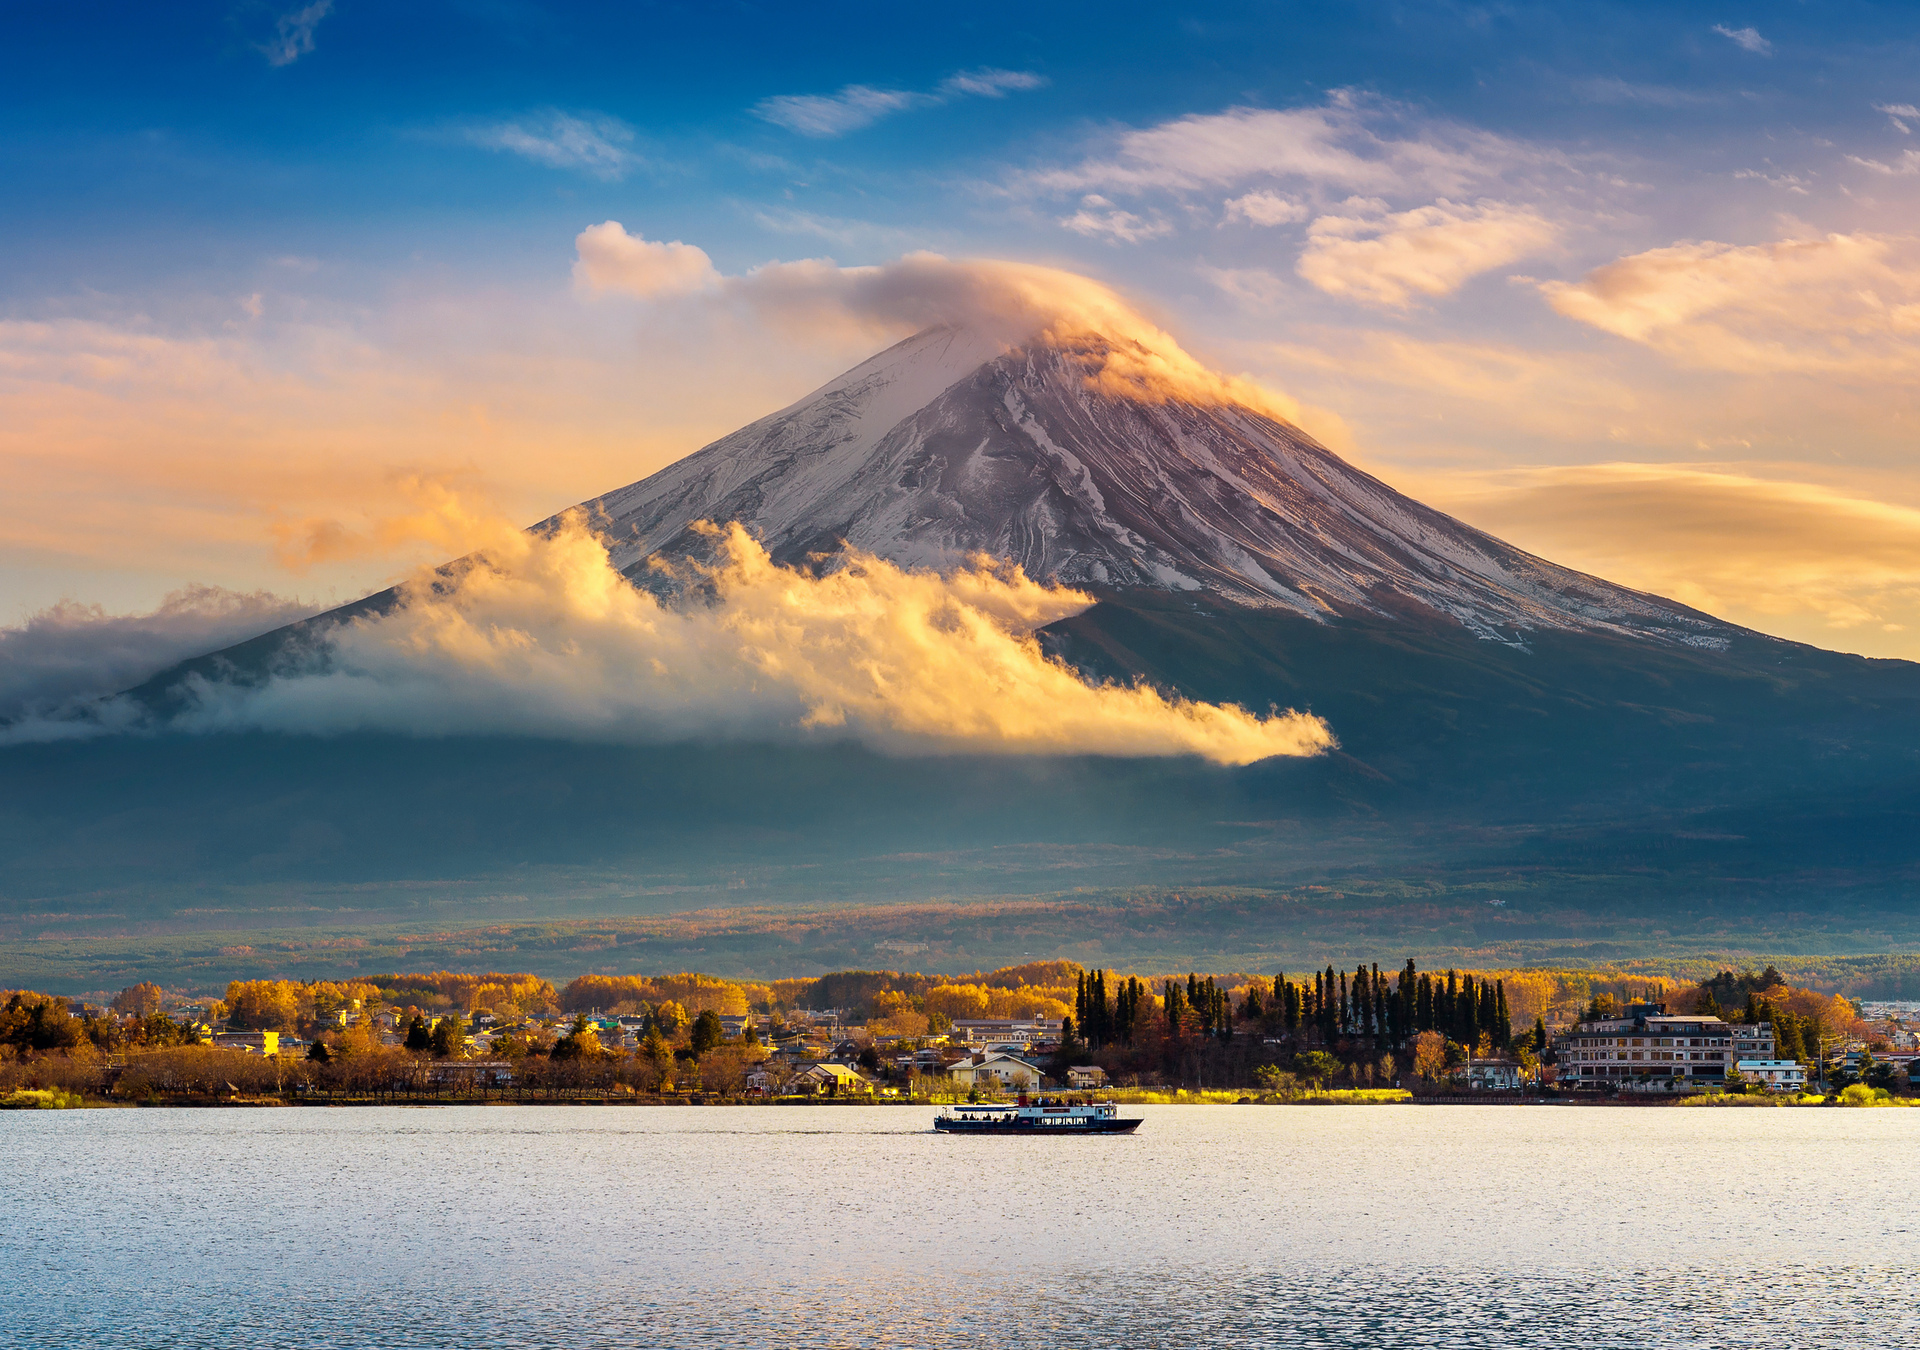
[570,325,1728,647]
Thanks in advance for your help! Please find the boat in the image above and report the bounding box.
[933,1095,1142,1134]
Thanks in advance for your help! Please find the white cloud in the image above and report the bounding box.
[571,224,1314,422]
[940,68,1048,98]
[756,67,1046,137]
[1733,168,1810,194]
[1058,196,1172,243]
[1296,199,1558,307]
[145,517,1332,764]
[1847,149,1920,175]
[1223,191,1309,226]
[465,111,641,180]
[1023,93,1538,199]
[0,585,311,727]
[1712,24,1772,55]
[1876,102,1920,134]
[1542,232,1920,375]
[572,223,722,298]
[257,0,333,68]
[755,85,925,137]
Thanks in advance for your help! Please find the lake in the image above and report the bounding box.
[2,1103,1914,1347]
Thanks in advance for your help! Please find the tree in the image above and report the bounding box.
[651,1001,689,1038]
[1295,1050,1341,1090]
[641,1026,674,1089]
[223,980,302,1032]
[1412,1030,1448,1082]
[690,1010,725,1056]
[404,1015,431,1052]
[1532,1016,1549,1057]
[551,1014,604,1061]
[428,1016,464,1059]
[1254,1065,1298,1096]
[112,982,166,1018]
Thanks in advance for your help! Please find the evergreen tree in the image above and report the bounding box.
[1283,980,1300,1031]
[1242,982,1265,1023]
[1493,981,1511,1051]
[1532,1016,1548,1057]
[404,1015,430,1052]
[1416,974,1433,1033]
[1370,964,1386,1042]
[691,1010,724,1056]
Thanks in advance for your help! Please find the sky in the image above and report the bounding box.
[8,0,1920,657]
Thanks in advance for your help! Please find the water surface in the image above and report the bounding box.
[3,1104,1913,1347]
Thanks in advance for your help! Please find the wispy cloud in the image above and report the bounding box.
[1058,195,1172,243]
[1542,232,1920,375]
[754,67,1046,137]
[1223,190,1309,226]
[939,68,1047,99]
[1846,149,1920,175]
[257,0,333,68]
[1712,24,1772,56]
[464,111,641,180]
[1297,199,1556,308]
[1875,102,1920,134]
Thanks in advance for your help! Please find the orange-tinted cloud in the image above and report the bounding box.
[1427,462,1920,656]
[169,515,1335,763]
[1542,232,1920,375]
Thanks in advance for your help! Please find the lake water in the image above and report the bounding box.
[2,1103,1915,1347]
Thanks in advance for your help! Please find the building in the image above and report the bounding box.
[211,1031,279,1055]
[1457,1059,1521,1090]
[1065,1065,1109,1089]
[791,1063,874,1095]
[948,1053,1045,1090]
[1731,1023,1776,1062]
[949,1018,1062,1049]
[1735,1059,1807,1092]
[1551,1005,1743,1089]
[427,1061,515,1088]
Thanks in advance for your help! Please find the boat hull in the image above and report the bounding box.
[933,1117,1141,1134]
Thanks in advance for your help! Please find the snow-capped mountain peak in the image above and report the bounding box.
[570,326,1730,647]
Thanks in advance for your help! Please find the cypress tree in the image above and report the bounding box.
[1494,981,1511,1050]
[1477,980,1497,1050]
[1075,973,1088,1037]
[1532,1015,1548,1056]
[1284,981,1300,1031]
[1443,971,1459,1040]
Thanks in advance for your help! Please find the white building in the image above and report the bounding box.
[1735,1059,1807,1092]
[948,1053,1045,1090]
[948,1019,1062,1048]
[1457,1059,1521,1090]
[1065,1065,1109,1089]
[1551,1005,1746,1089]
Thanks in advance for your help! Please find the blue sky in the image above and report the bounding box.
[8,1,1920,655]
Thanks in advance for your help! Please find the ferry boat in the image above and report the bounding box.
[933,1095,1142,1135]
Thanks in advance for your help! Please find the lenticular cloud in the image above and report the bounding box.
[176,515,1334,765]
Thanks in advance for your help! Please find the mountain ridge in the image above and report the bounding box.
[566,325,1734,648]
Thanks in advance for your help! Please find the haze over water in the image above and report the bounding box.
[3,1105,1912,1348]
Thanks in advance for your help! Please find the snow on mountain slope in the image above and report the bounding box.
[566,327,1731,647]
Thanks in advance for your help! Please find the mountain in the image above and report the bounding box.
[572,326,1729,647]
[9,321,1920,981]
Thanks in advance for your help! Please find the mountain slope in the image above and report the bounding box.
[572,326,1731,646]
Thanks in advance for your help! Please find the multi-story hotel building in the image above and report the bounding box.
[1552,1004,1766,1089]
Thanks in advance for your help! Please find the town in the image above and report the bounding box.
[2,960,1914,1108]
